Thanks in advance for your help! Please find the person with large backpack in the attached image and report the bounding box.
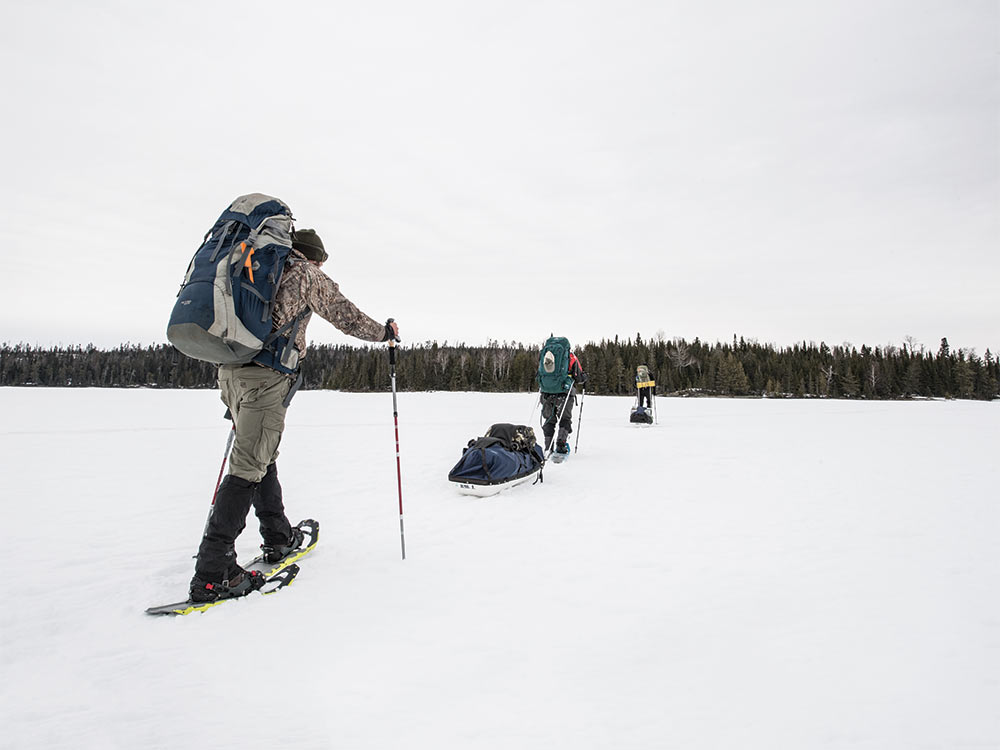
[167,194,399,603]
[636,364,655,408]
[630,363,656,424]
[537,335,587,456]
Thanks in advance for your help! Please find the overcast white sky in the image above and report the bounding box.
[1,0,997,354]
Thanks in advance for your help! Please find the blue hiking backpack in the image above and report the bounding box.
[537,336,574,394]
[167,194,304,373]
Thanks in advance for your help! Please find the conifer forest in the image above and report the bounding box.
[2,335,997,401]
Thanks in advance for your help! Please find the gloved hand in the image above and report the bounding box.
[383,319,400,342]
[577,371,588,385]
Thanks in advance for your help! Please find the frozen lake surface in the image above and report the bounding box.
[2,388,997,749]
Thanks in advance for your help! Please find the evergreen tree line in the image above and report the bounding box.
[1,335,997,400]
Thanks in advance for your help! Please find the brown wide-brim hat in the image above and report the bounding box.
[292,228,329,263]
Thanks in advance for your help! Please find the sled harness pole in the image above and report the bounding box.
[574,386,586,453]
[388,321,406,560]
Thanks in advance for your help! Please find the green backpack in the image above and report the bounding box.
[537,336,574,394]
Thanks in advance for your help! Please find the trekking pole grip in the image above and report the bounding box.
[386,317,399,364]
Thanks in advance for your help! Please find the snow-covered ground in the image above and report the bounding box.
[1,388,997,750]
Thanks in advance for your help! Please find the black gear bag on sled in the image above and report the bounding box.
[630,405,654,424]
[448,423,545,497]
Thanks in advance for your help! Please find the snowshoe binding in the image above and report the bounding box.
[243,519,319,577]
[189,567,266,603]
[261,525,306,564]
[551,442,571,463]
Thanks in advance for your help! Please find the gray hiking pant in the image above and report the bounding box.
[218,364,293,483]
[540,391,575,448]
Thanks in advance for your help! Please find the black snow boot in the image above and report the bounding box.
[261,524,305,564]
[194,474,257,584]
[190,566,265,603]
[253,462,294,549]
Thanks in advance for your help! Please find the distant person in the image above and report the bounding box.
[636,364,655,408]
[190,227,399,603]
[537,335,587,455]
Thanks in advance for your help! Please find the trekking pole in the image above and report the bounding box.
[387,320,406,560]
[212,422,236,502]
[574,387,586,452]
[195,417,235,554]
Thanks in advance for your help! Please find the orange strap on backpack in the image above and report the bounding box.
[241,244,255,283]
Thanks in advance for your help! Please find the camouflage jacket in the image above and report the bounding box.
[272,249,386,358]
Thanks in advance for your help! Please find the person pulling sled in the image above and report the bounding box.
[166,194,399,604]
[630,364,656,424]
[537,335,587,458]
